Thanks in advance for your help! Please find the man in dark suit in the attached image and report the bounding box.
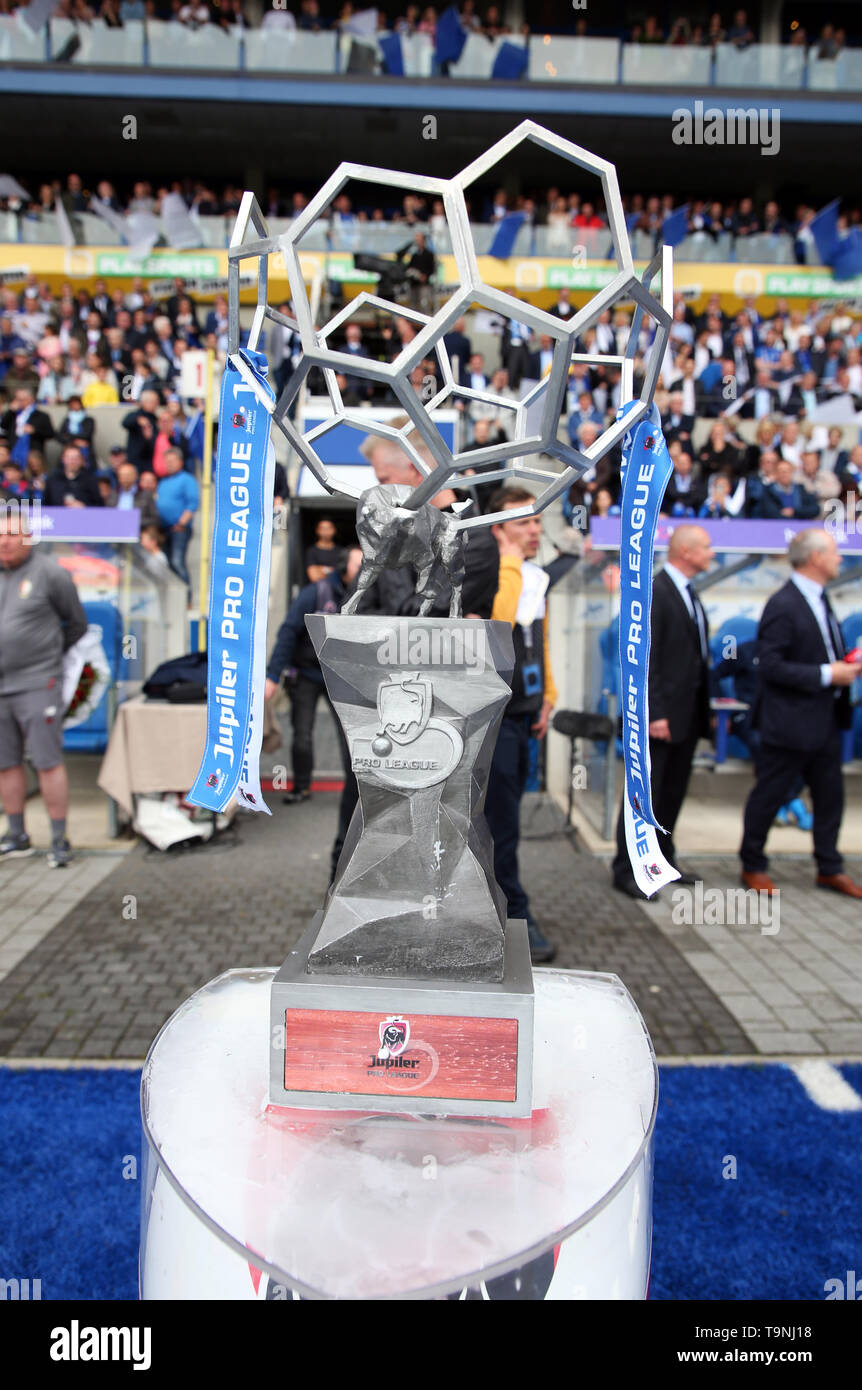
[0,388,53,459]
[660,391,694,447]
[122,390,161,473]
[736,367,780,420]
[501,305,534,392]
[549,287,575,322]
[162,278,190,325]
[443,317,472,385]
[662,449,707,516]
[613,524,714,897]
[740,530,862,897]
[44,446,103,507]
[752,458,820,520]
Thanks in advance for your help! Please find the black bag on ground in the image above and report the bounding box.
[142,650,208,702]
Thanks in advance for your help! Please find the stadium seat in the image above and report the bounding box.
[709,616,758,680]
[598,617,620,706]
[840,613,862,760]
[710,617,758,762]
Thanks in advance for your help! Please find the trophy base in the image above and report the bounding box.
[269,916,534,1118]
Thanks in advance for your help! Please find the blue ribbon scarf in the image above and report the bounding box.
[617,403,680,896]
[188,348,275,816]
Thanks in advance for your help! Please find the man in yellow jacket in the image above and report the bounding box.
[488,487,558,964]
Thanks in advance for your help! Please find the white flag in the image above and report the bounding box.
[0,174,30,201]
[54,197,75,250]
[161,192,201,251]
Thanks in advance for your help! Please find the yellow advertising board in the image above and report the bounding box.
[1,243,860,314]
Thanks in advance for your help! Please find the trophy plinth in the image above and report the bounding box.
[269,615,535,1118]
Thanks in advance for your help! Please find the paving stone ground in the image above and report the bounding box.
[0,793,859,1062]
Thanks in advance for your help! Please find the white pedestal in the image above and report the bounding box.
[140,968,657,1300]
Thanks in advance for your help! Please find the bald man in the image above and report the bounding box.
[354,423,499,619]
[613,524,714,898]
[330,421,500,879]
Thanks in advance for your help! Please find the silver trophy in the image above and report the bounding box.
[225,120,671,1117]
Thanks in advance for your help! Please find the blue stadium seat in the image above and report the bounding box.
[598,616,620,708]
[709,616,758,761]
[840,613,862,759]
[598,618,622,758]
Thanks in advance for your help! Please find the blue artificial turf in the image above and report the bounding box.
[650,1063,862,1301]
[1,1063,860,1300]
[0,1069,141,1301]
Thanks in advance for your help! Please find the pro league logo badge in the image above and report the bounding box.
[377,1016,409,1060]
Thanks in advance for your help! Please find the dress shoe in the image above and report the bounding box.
[283,789,311,805]
[612,877,650,901]
[816,872,862,899]
[740,870,777,896]
[669,864,698,886]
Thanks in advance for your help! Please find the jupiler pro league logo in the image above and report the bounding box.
[351,673,463,791]
[377,1016,409,1059]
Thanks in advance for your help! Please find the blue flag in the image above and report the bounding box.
[617,402,680,897]
[809,201,862,281]
[810,200,841,265]
[379,31,404,76]
[435,5,466,64]
[488,211,526,259]
[491,40,528,80]
[832,229,862,281]
[188,348,275,816]
[661,205,689,248]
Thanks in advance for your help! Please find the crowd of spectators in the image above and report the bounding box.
[1,260,861,556]
[542,291,862,530]
[0,1,524,34]
[624,12,850,54]
[0,2,853,51]
[0,272,227,592]
[5,172,857,275]
[265,280,862,528]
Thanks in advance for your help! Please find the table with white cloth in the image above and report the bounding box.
[98,695,212,819]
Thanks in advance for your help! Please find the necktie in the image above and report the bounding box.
[821,591,844,660]
[687,583,707,660]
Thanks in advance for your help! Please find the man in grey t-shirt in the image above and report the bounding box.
[0,509,88,866]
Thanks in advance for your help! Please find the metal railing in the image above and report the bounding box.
[1,21,860,94]
[0,209,825,269]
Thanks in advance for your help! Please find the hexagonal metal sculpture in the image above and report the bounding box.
[226,119,673,529]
